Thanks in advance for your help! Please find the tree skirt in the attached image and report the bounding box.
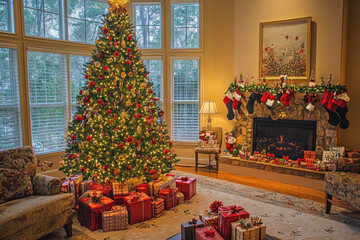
[47,170,360,240]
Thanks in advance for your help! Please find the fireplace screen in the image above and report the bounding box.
[252,118,316,159]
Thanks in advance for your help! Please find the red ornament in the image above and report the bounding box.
[126,60,132,65]
[114,168,120,174]
[160,110,164,116]
[98,74,104,79]
[169,141,172,146]
[127,48,131,53]
[127,84,133,90]
[128,166,133,171]
[137,113,141,119]
[75,115,82,121]
[163,149,169,154]
[114,51,119,57]
[80,167,86,173]
[106,109,112,115]
[84,74,89,79]
[103,66,109,71]
[137,155,141,159]
[82,97,89,103]
[86,136,92,142]
[102,27,109,34]
[150,169,156,175]
[143,166,148,172]
[103,165,109,171]
[115,126,119,131]
[148,129,152,133]
[98,53,104,58]
[149,89,153,94]
[151,139,156,145]
[96,87,102,92]
[127,35,132,41]
[68,154,73,159]
[88,81,95,87]
[118,143,124,149]
[129,55,133,59]
[115,41,120,46]
[79,89,83,95]
[126,136,133,143]
[71,135,76,140]
[143,73,147,77]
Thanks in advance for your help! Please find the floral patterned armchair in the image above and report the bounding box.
[324,158,360,213]
[0,146,74,240]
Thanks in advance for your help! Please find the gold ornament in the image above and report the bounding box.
[145,132,150,137]
[132,153,136,158]
[137,125,142,134]
[121,72,127,78]
[125,100,131,107]
[94,61,101,68]
[118,155,125,161]
[121,119,126,124]
[121,40,126,48]
[128,72,133,77]
[83,90,89,96]
[126,142,130,146]
[107,58,113,63]
[140,83,146,89]
[123,126,127,130]
[93,140,98,145]
[108,0,129,12]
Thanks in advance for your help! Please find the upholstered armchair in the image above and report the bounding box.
[324,157,360,213]
[0,146,74,240]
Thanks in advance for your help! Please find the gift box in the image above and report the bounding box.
[177,191,185,205]
[88,182,112,198]
[112,181,129,196]
[158,187,178,210]
[218,206,249,240]
[78,196,114,231]
[304,150,316,159]
[218,205,244,213]
[199,211,218,227]
[151,198,165,218]
[149,175,176,196]
[102,205,128,232]
[113,195,127,205]
[305,158,314,165]
[181,219,205,240]
[61,178,80,207]
[136,183,150,195]
[195,226,224,240]
[80,180,92,196]
[231,218,266,240]
[124,192,151,225]
[176,176,196,200]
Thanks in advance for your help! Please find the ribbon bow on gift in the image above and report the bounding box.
[204,227,216,237]
[231,205,239,213]
[251,217,263,226]
[189,218,198,225]
[180,176,188,181]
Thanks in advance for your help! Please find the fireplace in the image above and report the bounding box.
[252,118,317,159]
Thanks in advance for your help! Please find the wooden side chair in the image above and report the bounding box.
[195,127,222,172]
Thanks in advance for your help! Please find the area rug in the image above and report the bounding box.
[45,170,360,240]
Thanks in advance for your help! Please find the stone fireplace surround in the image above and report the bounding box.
[233,92,337,159]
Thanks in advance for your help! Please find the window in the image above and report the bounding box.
[23,0,63,39]
[171,58,199,141]
[67,0,108,44]
[171,1,199,49]
[133,3,161,49]
[27,51,69,154]
[70,55,90,116]
[0,47,22,150]
[143,58,163,104]
[0,0,14,33]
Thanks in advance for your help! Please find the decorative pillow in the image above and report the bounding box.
[0,146,37,179]
[0,168,34,203]
[33,174,61,196]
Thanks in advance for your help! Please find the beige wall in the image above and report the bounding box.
[340,0,360,149]
[234,0,343,83]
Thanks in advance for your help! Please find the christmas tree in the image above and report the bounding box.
[60,0,178,183]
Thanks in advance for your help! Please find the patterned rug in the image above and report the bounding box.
[43,170,360,240]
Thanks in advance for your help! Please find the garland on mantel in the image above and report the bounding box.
[223,74,350,129]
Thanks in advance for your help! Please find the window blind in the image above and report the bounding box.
[171,58,199,141]
[27,51,69,154]
[0,47,22,150]
[0,0,14,33]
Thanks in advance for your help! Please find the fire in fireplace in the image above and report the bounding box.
[252,118,316,159]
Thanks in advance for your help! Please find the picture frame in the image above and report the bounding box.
[259,17,311,80]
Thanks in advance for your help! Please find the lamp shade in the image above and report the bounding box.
[199,100,220,114]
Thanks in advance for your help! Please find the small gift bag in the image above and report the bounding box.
[151,198,165,218]
[176,191,185,205]
[102,205,128,232]
[181,219,205,240]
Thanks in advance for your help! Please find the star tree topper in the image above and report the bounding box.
[108,0,129,12]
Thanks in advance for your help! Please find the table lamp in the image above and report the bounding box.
[199,100,220,127]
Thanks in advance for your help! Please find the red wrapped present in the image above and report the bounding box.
[195,226,224,240]
[151,198,165,218]
[218,205,244,213]
[218,206,249,240]
[136,183,149,195]
[112,181,129,196]
[88,182,112,198]
[158,187,178,210]
[78,196,114,231]
[176,176,196,200]
[102,205,128,232]
[124,192,151,224]
[149,175,176,196]
[61,178,79,207]
[113,195,127,205]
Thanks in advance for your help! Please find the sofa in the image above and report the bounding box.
[0,146,74,240]
[324,157,360,213]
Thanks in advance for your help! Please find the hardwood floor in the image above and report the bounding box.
[175,165,347,207]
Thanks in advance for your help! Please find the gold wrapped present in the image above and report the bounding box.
[199,210,218,226]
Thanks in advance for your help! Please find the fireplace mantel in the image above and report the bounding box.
[234,92,336,159]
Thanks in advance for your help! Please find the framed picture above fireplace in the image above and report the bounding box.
[259,17,311,80]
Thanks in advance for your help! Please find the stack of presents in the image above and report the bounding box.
[61,174,196,231]
[181,201,266,240]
